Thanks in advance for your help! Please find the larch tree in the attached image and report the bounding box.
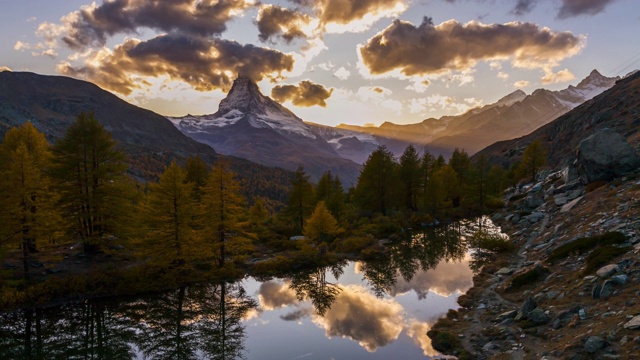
[285,167,315,233]
[0,123,60,280]
[50,112,129,254]
[517,139,548,182]
[185,155,209,200]
[399,145,422,212]
[303,201,342,245]
[355,146,397,216]
[142,161,198,265]
[315,171,345,221]
[201,160,247,268]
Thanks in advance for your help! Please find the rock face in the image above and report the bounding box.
[576,128,639,184]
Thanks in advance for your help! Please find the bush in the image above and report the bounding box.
[427,329,462,353]
[547,232,627,263]
[583,245,630,275]
[508,266,549,291]
[333,236,374,254]
[468,231,516,254]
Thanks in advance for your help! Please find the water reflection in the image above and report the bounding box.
[0,282,257,360]
[0,220,506,359]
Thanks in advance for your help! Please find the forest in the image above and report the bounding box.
[0,113,545,309]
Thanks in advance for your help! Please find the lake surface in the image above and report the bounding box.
[0,220,504,359]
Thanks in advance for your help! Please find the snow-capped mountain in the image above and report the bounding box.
[321,69,619,160]
[169,77,361,185]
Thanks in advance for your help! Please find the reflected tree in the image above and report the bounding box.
[361,222,468,298]
[289,263,345,316]
[194,282,257,360]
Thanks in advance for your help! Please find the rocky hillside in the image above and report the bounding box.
[169,77,361,185]
[0,71,293,202]
[429,128,640,358]
[476,71,640,169]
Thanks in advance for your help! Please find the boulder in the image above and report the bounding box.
[624,315,640,330]
[584,336,606,353]
[528,308,550,324]
[596,264,620,278]
[562,164,579,184]
[576,128,640,184]
[599,280,615,299]
[524,195,544,210]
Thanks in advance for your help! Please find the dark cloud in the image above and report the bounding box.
[63,0,254,49]
[359,17,584,77]
[557,0,617,19]
[512,0,536,15]
[280,307,313,321]
[256,5,312,43]
[314,285,403,352]
[258,281,298,310]
[271,80,333,107]
[59,33,294,95]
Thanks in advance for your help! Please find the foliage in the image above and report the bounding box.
[200,160,249,267]
[332,235,375,254]
[547,232,627,263]
[583,245,630,275]
[517,139,547,182]
[285,167,315,233]
[50,112,131,253]
[508,266,549,291]
[185,155,209,200]
[0,123,61,279]
[399,145,422,211]
[355,146,398,216]
[315,171,345,221]
[140,161,201,265]
[303,201,343,244]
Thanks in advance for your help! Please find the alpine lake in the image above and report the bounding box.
[0,218,506,359]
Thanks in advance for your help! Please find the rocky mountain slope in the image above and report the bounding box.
[476,70,640,169]
[0,71,293,202]
[325,70,618,161]
[169,77,361,185]
[430,129,640,358]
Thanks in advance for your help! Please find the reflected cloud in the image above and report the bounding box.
[312,285,403,352]
[391,256,473,298]
[280,307,314,321]
[258,280,298,311]
[406,320,438,357]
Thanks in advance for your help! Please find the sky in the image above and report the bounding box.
[1,0,639,127]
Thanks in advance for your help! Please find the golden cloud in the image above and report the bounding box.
[390,257,473,298]
[359,17,584,77]
[258,280,298,311]
[58,34,294,95]
[312,285,403,352]
[271,80,333,107]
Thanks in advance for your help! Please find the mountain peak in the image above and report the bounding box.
[218,76,265,114]
[577,69,616,90]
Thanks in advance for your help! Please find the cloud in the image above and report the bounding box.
[514,80,530,88]
[256,4,315,43]
[258,280,298,311]
[14,41,30,51]
[294,0,407,33]
[557,0,618,19]
[356,86,392,101]
[390,257,474,298]
[333,66,351,80]
[408,94,483,116]
[0,66,12,72]
[497,71,510,80]
[312,285,404,352]
[61,0,255,49]
[271,80,333,107]
[280,307,314,321]
[58,33,294,95]
[511,0,536,15]
[359,17,584,78]
[541,68,575,84]
[406,320,438,356]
